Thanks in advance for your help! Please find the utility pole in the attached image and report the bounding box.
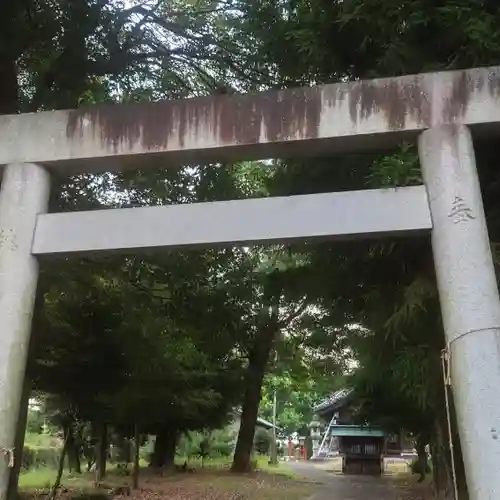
[271,388,278,464]
[269,350,279,465]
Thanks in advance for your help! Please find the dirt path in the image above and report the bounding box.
[288,461,432,500]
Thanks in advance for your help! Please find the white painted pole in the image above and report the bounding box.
[0,163,50,500]
[271,388,277,464]
[419,125,500,500]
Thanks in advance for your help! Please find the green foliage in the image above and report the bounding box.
[22,432,63,471]
[369,144,421,188]
[6,1,500,497]
[21,446,60,471]
[207,430,236,459]
[177,429,235,461]
[237,1,500,495]
[26,408,45,435]
[0,0,263,115]
[177,432,203,461]
[260,371,341,436]
[253,428,272,455]
[242,0,500,86]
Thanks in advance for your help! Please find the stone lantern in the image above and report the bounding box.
[309,416,322,458]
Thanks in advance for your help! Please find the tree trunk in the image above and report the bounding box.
[430,441,440,492]
[231,327,276,473]
[132,425,140,489]
[66,426,81,474]
[415,434,428,483]
[83,433,95,473]
[95,422,107,481]
[431,418,454,500]
[150,427,178,469]
[432,395,469,500]
[48,429,70,500]
[8,287,44,500]
[7,379,30,500]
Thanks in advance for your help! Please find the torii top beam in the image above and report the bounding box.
[1,66,500,173]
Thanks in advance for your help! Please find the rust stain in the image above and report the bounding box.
[346,76,431,130]
[66,87,322,151]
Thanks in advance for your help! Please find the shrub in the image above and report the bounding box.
[249,452,258,471]
[254,428,271,455]
[21,445,60,471]
[208,429,235,458]
[139,436,154,462]
[177,429,236,461]
[177,432,203,460]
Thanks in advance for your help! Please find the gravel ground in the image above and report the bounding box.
[287,461,433,500]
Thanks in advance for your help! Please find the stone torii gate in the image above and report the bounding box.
[1,66,500,500]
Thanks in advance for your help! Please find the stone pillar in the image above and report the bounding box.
[331,436,339,455]
[418,125,500,500]
[309,418,321,458]
[0,163,50,500]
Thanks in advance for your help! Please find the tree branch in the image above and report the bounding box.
[278,299,308,329]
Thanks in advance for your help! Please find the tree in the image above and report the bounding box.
[114,160,323,474]
[236,2,500,497]
[30,247,246,470]
[226,243,323,472]
[0,0,267,115]
[1,4,268,496]
[7,3,500,500]
[259,335,346,436]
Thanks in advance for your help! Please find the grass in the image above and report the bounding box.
[19,459,150,490]
[19,455,312,500]
[24,433,60,449]
[176,455,298,478]
[18,457,432,500]
[254,456,299,478]
[19,468,58,490]
[19,468,91,490]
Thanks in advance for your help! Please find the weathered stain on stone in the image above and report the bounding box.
[216,87,322,144]
[440,123,463,162]
[66,87,323,151]
[486,69,500,99]
[443,70,474,122]
[442,68,500,122]
[66,99,198,152]
[346,76,431,130]
[321,82,350,110]
[64,67,500,150]
[0,228,18,252]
